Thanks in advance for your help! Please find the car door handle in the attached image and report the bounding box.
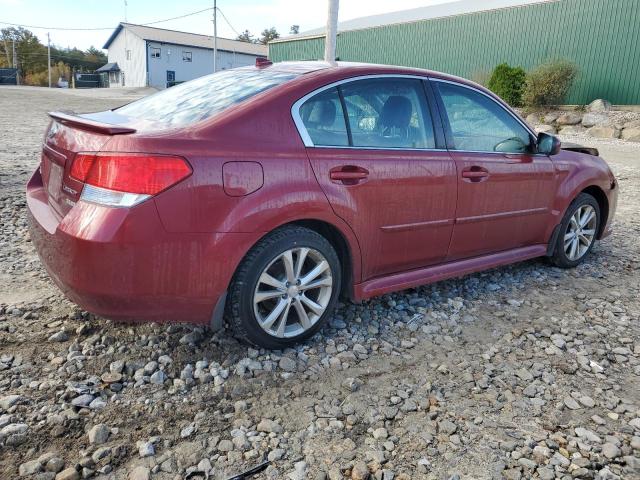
[329,166,369,185]
[461,168,490,183]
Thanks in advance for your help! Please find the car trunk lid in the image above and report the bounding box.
[41,112,137,217]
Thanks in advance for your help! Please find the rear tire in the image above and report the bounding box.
[226,226,341,349]
[550,193,600,269]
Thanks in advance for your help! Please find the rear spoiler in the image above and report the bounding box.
[48,111,137,135]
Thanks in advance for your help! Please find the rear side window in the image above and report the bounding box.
[435,82,532,153]
[299,87,348,147]
[117,68,297,128]
[341,78,435,149]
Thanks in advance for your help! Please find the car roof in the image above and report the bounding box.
[262,60,475,87]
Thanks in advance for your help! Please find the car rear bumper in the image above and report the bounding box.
[26,168,250,325]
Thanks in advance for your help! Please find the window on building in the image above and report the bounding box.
[150,47,161,59]
[435,82,532,153]
[299,87,349,147]
[340,78,435,149]
[182,51,192,62]
[126,50,131,60]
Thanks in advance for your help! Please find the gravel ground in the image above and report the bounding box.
[0,86,639,480]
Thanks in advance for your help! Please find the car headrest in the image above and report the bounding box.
[380,96,412,130]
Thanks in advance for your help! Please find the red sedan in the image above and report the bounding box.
[27,61,618,349]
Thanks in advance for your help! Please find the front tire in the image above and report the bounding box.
[550,193,600,268]
[226,226,341,349]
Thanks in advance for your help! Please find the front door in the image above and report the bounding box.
[166,70,175,88]
[298,77,457,281]
[432,80,557,260]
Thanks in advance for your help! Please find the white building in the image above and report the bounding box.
[100,23,268,89]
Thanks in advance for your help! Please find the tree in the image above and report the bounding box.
[290,25,300,34]
[236,30,255,43]
[487,63,526,107]
[259,27,279,45]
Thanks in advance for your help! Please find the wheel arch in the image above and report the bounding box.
[580,185,609,239]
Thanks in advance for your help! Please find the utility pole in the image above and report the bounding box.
[324,0,339,63]
[12,40,19,85]
[47,32,51,88]
[213,0,218,73]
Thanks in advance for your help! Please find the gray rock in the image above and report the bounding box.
[621,127,640,142]
[564,397,581,410]
[88,424,110,444]
[559,125,586,135]
[138,441,155,457]
[581,112,609,128]
[71,394,94,407]
[588,126,620,139]
[217,439,234,452]
[19,459,43,476]
[257,418,283,434]
[587,99,612,112]
[279,357,297,372]
[0,394,24,410]
[602,442,621,459]
[149,370,167,385]
[439,419,457,435]
[55,467,80,480]
[557,112,582,125]
[535,124,556,134]
[48,330,69,342]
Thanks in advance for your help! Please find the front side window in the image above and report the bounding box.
[436,82,532,153]
[150,47,161,59]
[341,78,435,149]
[183,51,192,62]
[299,87,348,147]
[117,68,298,128]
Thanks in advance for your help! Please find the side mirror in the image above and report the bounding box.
[537,132,561,156]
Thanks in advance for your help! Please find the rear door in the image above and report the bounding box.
[296,76,457,280]
[431,80,556,260]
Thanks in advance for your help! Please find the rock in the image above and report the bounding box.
[19,459,43,476]
[564,397,581,410]
[217,439,234,452]
[268,448,285,462]
[149,370,167,385]
[71,394,94,407]
[535,124,556,134]
[543,112,559,124]
[526,113,541,125]
[438,419,457,435]
[45,457,65,473]
[557,112,582,125]
[138,441,155,457]
[581,112,609,128]
[55,468,80,480]
[559,125,585,135]
[88,424,110,444]
[0,394,24,410]
[279,357,297,372]
[575,427,601,443]
[588,126,620,139]
[48,331,69,342]
[602,443,621,459]
[351,461,369,480]
[257,418,283,434]
[587,99,612,112]
[101,372,122,384]
[373,427,388,439]
[629,418,640,430]
[129,466,150,480]
[621,127,640,142]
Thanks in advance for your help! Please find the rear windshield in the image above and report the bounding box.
[117,68,298,128]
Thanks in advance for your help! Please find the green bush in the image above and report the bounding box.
[522,60,578,107]
[487,63,526,106]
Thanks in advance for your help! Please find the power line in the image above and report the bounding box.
[215,7,241,38]
[0,7,213,31]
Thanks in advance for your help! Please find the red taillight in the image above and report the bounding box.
[70,153,192,195]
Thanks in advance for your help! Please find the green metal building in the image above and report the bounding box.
[269,0,640,105]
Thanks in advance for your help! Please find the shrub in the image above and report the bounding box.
[522,60,578,107]
[487,63,526,107]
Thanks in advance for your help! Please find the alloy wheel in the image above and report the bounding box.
[253,247,333,338]
[564,205,597,261]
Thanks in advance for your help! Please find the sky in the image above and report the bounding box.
[0,0,455,51]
